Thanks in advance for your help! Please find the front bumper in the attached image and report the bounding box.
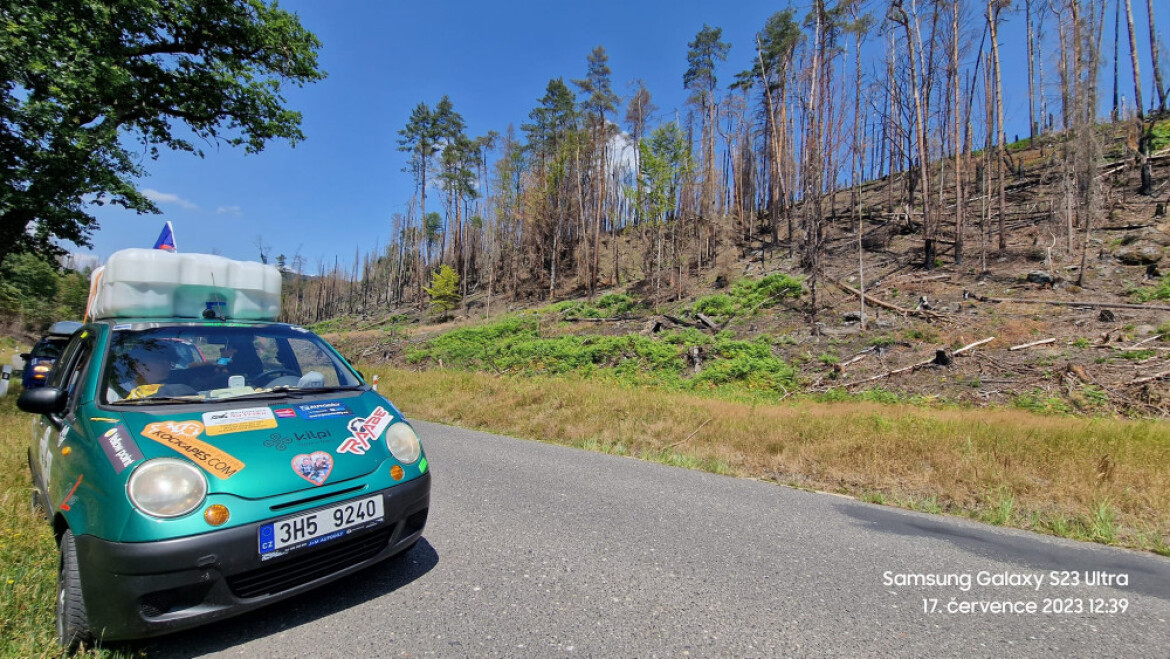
[74,472,430,641]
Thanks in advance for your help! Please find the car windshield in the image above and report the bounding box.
[101,324,362,405]
[31,338,69,359]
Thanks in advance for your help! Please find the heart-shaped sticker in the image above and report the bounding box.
[291,451,333,486]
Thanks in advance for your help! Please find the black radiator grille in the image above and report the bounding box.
[227,527,393,599]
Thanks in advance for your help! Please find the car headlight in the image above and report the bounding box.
[127,459,207,518]
[385,422,421,464]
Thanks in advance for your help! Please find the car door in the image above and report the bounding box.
[31,331,96,509]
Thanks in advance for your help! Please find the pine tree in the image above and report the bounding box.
[424,264,461,320]
[684,25,731,256]
[573,46,619,296]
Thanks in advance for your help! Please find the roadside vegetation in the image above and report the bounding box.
[0,392,128,658]
[373,366,1170,556]
[0,253,90,337]
[405,314,797,395]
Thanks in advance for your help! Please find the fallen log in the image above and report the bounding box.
[834,281,948,322]
[965,292,1170,313]
[1009,337,1056,351]
[843,337,993,388]
[1130,369,1170,385]
[562,314,631,323]
[1126,334,1164,349]
[696,313,720,331]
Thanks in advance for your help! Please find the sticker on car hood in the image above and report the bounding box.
[336,406,392,456]
[296,402,353,419]
[292,451,333,485]
[202,407,278,436]
[140,421,246,479]
[98,425,143,474]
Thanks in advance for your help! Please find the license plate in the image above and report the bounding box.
[259,494,384,559]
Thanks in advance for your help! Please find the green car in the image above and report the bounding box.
[18,318,430,648]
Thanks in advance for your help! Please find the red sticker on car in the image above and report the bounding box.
[336,407,392,456]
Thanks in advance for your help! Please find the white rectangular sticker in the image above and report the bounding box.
[202,407,278,436]
[259,495,385,559]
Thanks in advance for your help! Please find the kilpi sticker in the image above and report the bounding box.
[141,421,245,479]
[336,407,392,456]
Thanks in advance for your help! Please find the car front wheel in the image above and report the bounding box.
[57,530,92,651]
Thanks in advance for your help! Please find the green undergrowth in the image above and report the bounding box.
[405,316,797,395]
[691,273,804,320]
[1149,118,1170,152]
[1131,274,1170,303]
[550,293,643,319]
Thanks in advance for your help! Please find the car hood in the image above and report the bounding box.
[112,393,404,499]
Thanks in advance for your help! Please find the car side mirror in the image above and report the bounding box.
[17,387,68,415]
[19,353,30,362]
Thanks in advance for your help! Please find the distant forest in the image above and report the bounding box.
[279,0,1168,325]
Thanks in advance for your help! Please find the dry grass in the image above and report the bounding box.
[375,366,1170,553]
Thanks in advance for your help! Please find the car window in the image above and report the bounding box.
[101,324,360,405]
[62,340,95,414]
[32,338,69,359]
[287,338,345,386]
[46,332,95,415]
[48,335,87,389]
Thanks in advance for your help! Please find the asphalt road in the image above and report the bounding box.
[145,420,1170,658]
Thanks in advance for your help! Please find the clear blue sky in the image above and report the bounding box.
[80,0,1169,269]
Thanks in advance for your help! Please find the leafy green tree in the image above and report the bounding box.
[424,264,461,320]
[0,0,325,269]
[639,122,693,224]
[0,252,89,331]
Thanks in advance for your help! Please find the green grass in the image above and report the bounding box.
[1012,390,1074,415]
[0,391,133,657]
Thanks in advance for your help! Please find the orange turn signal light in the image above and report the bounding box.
[204,504,230,526]
[390,465,404,481]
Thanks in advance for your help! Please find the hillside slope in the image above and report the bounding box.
[326,130,1170,417]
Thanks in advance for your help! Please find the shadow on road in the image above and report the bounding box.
[134,538,439,657]
[837,502,1170,601]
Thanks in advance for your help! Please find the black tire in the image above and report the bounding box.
[57,531,92,652]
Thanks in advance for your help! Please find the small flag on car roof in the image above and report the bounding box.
[153,221,177,251]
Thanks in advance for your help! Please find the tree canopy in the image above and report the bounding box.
[0,0,326,268]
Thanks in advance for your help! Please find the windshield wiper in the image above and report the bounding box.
[225,385,365,402]
[109,396,206,406]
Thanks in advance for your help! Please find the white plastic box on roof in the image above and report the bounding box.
[87,249,281,321]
